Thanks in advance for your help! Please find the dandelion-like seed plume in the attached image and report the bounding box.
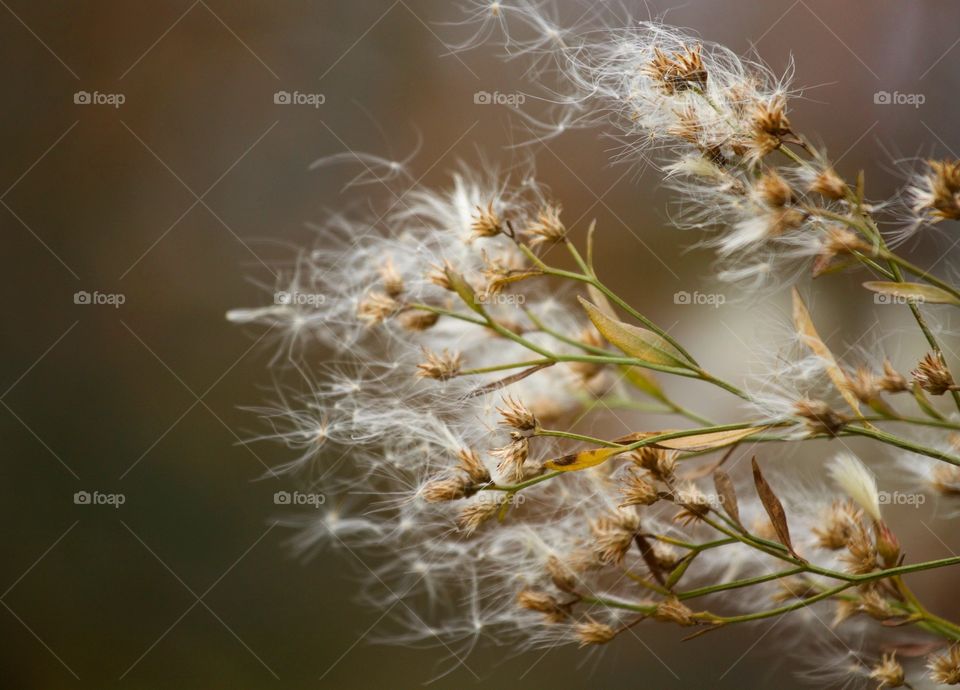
[230,4,960,686]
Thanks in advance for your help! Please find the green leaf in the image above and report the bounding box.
[579,297,690,369]
[913,383,946,421]
[862,281,960,306]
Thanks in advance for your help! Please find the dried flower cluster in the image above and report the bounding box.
[230,5,960,687]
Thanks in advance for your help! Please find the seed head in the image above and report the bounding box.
[398,309,439,331]
[808,166,847,200]
[842,521,879,575]
[525,204,566,248]
[629,447,676,481]
[879,360,909,393]
[912,352,956,395]
[457,497,501,535]
[496,395,538,431]
[931,464,960,495]
[794,399,845,436]
[859,587,894,620]
[746,96,792,164]
[470,201,503,240]
[874,520,901,568]
[427,261,456,291]
[422,477,469,502]
[644,44,708,94]
[517,590,569,623]
[379,258,405,298]
[832,599,859,627]
[672,483,711,525]
[357,291,400,324]
[911,159,960,223]
[869,652,905,689]
[653,598,696,626]
[416,348,463,380]
[813,500,861,550]
[457,448,491,484]
[590,511,639,565]
[928,645,960,685]
[490,433,530,482]
[618,469,659,508]
[574,618,617,647]
[756,169,793,207]
[546,555,578,594]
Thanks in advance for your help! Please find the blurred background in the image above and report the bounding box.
[3,1,960,687]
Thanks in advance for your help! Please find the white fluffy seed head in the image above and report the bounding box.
[828,451,881,522]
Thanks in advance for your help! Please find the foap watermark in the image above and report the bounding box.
[274,90,325,108]
[275,290,326,307]
[477,293,526,306]
[274,490,326,508]
[74,90,125,108]
[674,488,727,510]
[874,90,925,109]
[475,491,526,507]
[674,290,726,308]
[74,290,126,308]
[74,490,126,508]
[874,293,924,306]
[474,90,525,107]
[878,490,926,507]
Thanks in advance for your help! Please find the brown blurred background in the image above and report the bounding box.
[3,1,960,687]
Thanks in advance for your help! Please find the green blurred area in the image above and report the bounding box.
[3,1,960,687]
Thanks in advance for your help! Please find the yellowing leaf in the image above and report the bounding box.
[543,446,624,472]
[621,366,667,402]
[446,269,483,314]
[579,297,690,369]
[791,288,863,417]
[654,426,766,451]
[862,281,960,306]
[586,283,616,318]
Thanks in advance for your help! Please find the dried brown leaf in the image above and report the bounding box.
[713,470,741,528]
[751,457,798,558]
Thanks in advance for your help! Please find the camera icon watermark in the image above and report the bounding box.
[475,491,526,507]
[873,90,925,109]
[74,90,126,108]
[274,90,325,108]
[878,490,926,507]
[874,293,923,306]
[74,490,126,508]
[477,293,526,306]
[274,290,326,307]
[274,490,326,508]
[473,90,526,107]
[74,290,126,308]
[674,290,726,308]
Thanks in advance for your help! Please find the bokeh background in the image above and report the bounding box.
[4,1,960,687]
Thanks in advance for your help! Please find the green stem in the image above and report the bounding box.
[677,567,807,600]
[844,425,960,467]
[459,359,554,375]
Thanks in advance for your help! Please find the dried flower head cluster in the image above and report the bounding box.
[230,5,960,687]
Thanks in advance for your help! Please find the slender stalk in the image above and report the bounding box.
[844,425,960,466]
